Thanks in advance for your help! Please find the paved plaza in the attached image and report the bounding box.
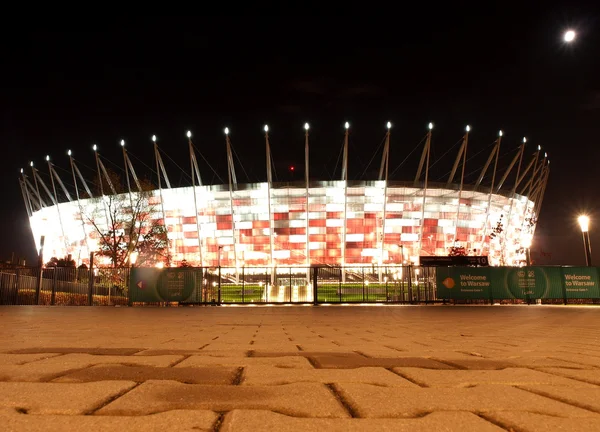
[1,305,600,430]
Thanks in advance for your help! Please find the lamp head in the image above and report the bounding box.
[578,215,590,232]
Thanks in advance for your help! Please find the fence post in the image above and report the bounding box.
[242,266,245,304]
[218,266,221,305]
[312,266,318,305]
[51,268,57,305]
[88,252,94,306]
[128,267,133,307]
[13,268,20,305]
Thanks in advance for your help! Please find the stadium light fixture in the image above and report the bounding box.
[93,144,97,151]
[152,135,156,142]
[465,125,471,132]
[428,122,433,130]
[67,150,72,156]
[345,122,350,129]
[20,168,23,174]
[186,131,192,138]
[499,130,503,137]
[523,137,527,143]
[30,161,33,167]
[224,127,229,135]
[386,121,392,129]
[264,125,269,132]
[544,152,548,158]
[120,140,125,147]
[46,155,50,161]
[304,123,309,131]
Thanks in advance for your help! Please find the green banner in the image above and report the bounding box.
[437,266,600,300]
[561,267,600,298]
[130,268,199,303]
[437,267,492,300]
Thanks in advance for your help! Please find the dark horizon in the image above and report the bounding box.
[2,9,599,266]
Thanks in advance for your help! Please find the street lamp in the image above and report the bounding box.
[578,215,592,266]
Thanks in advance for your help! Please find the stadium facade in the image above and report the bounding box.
[19,124,549,269]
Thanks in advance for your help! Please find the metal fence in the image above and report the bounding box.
[0,266,129,306]
[5,264,586,306]
[0,265,437,306]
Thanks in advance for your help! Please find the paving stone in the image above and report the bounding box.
[33,353,183,368]
[484,411,600,432]
[133,349,212,356]
[7,348,143,356]
[0,381,136,414]
[0,364,90,382]
[0,353,61,365]
[539,368,600,386]
[393,367,596,388]
[0,407,218,431]
[518,385,600,413]
[243,366,417,387]
[310,353,454,369]
[177,355,314,369]
[220,409,504,431]
[335,383,598,418]
[54,365,239,384]
[430,357,584,370]
[96,380,350,417]
[549,354,600,368]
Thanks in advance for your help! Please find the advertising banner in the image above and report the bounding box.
[436,267,492,300]
[436,266,600,300]
[130,268,199,303]
[560,267,600,299]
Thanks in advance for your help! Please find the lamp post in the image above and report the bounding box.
[578,215,592,267]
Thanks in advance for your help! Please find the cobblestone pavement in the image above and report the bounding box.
[2,305,600,431]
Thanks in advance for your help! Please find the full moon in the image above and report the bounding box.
[564,30,576,43]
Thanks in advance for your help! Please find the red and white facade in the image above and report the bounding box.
[27,180,536,268]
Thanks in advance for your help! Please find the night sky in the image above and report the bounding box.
[2,8,599,266]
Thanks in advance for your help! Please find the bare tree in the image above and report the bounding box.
[85,170,170,268]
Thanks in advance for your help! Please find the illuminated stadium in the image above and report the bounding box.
[19,123,548,270]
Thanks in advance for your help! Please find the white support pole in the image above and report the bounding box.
[379,122,391,281]
[46,156,69,255]
[19,173,33,216]
[265,125,275,284]
[187,131,204,267]
[69,151,90,256]
[71,160,93,198]
[93,145,112,236]
[502,138,526,264]
[225,128,239,282]
[452,126,470,245]
[153,135,172,266]
[30,163,44,208]
[417,123,433,260]
[341,122,349,282]
[304,123,310,282]
[479,132,502,254]
[120,140,134,209]
[518,146,542,239]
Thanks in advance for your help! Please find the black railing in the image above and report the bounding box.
[2,264,596,306]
